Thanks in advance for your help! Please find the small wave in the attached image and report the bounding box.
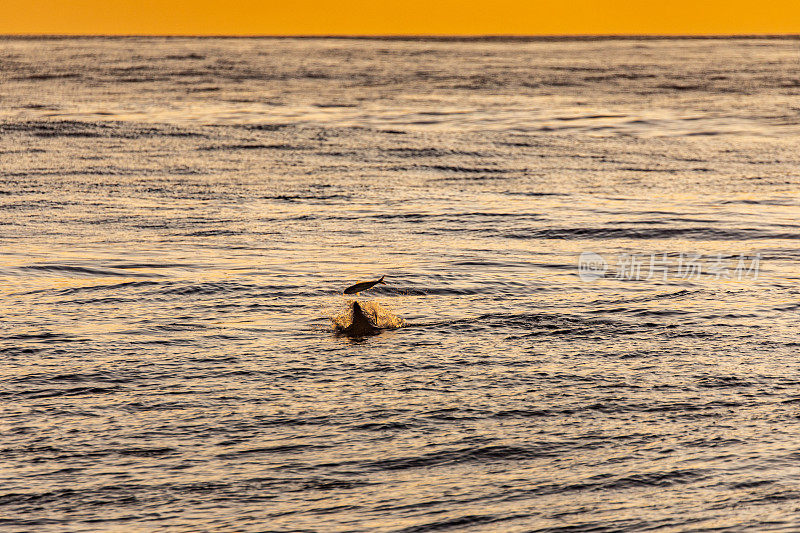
[719,198,798,206]
[183,229,241,237]
[1,120,205,138]
[657,83,704,91]
[106,263,194,270]
[351,421,413,431]
[369,286,479,296]
[0,332,85,344]
[384,147,484,157]
[157,281,304,297]
[395,513,529,533]
[423,165,507,173]
[199,143,305,151]
[16,280,161,297]
[0,346,44,356]
[216,444,331,459]
[695,375,753,388]
[117,447,176,457]
[503,191,568,197]
[21,264,159,278]
[0,386,120,400]
[587,289,698,306]
[314,103,357,108]
[9,371,133,385]
[164,53,205,60]
[265,193,352,202]
[350,444,571,473]
[503,226,799,240]
[12,73,80,81]
[553,113,628,121]
[240,123,291,131]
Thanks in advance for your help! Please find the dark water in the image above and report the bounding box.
[1,37,800,531]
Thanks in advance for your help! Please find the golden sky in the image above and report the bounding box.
[3,0,799,35]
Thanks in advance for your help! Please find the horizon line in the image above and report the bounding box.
[2,33,800,41]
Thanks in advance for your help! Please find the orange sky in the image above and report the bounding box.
[3,0,799,35]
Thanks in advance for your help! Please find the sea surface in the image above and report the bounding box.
[1,36,800,532]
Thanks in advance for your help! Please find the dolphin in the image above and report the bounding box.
[339,301,381,337]
[343,275,386,295]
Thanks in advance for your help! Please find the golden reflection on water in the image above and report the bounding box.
[2,37,800,532]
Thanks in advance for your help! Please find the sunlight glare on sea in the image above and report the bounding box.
[1,36,800,532]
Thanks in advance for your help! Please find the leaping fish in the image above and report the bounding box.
[343,275,386,295]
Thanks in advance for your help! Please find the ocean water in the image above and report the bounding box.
[1,36,800,532]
